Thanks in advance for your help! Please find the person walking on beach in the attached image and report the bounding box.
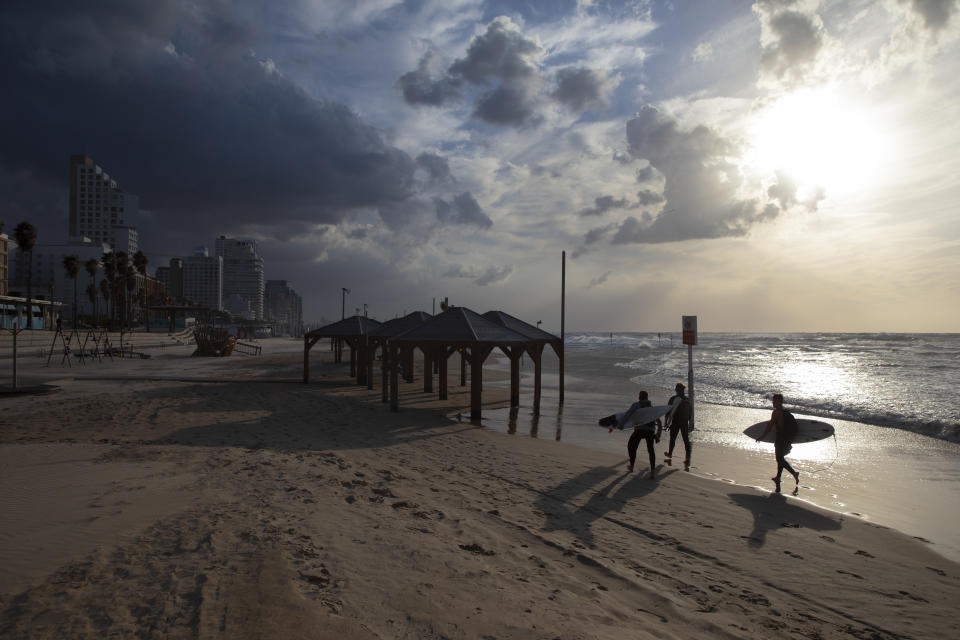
[617,390,660,479]
[756,393,799,493]
[664,383,692,464]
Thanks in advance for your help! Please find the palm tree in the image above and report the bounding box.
[99,278,111,325]
[125,265,137,329]
[115,252,129,330]
[133,250,148,328]
[101,252,116,329]
[84,258,99,323]
[86,283,98,325]
[62,255,80,329]
[13,221,37,329]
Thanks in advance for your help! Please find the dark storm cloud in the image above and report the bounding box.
[754,3,824,85]
[396,52,462,106]
[433,192,493,228]
[398,17,542,127]
[636,189,665,206]
[610,105,777,244]
[635,164,659,183]
[416,153,454,184]
[448,18,539,83]
[473,85,539,126]
[906,0,958,31]
[587,270,612,289]
[0,0,466,257]
[579,195,629,217]
[443,263,514,286]
[551,67,606,111]
[571,223,615,258]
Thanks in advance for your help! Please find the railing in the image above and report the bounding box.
[234,341,262,356]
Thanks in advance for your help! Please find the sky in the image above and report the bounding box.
[1,0,958,332]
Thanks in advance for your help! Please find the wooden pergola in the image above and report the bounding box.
[302,315,382,384]
[389,307,536,420]
[368,311,432,401]
[482,310,563,414]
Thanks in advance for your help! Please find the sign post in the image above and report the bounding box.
[682,316,697,430]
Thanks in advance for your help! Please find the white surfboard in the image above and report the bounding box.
[616,404,672,428]
[744,419,835,444]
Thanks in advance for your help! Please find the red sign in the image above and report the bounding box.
[682,316,697,345]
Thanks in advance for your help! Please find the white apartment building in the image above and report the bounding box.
[182,248,222,311]
[69,154,139,254]
[215,236,264,320]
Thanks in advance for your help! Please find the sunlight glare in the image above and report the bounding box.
[744,87,891,199]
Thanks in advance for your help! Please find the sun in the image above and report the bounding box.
[743,86,892,200]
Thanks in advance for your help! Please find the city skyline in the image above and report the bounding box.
[1,1,958,332]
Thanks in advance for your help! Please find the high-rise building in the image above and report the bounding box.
[155,258,184,303]
[265,280,303,337]
[0,231,8,296]
[182,248,222,311]
[215,236,264,320]
[68,155,139,254]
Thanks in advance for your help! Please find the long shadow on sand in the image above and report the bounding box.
[536,464,677,547]
[729,492,842,549]
[128,378,498,453]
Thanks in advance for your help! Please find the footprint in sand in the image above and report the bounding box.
[837,569,864,579]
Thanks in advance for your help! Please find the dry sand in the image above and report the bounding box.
[1,337,958,639]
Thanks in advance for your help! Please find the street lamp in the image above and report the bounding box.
[363,303,368,317]
[341,287,350,319]
[537,320,542,328]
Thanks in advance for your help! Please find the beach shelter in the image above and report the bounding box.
[482,310,562,413]
[368,311,432,400]
[303,315,382,384]
[390,307,530,420]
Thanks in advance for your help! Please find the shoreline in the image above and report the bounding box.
[479,379,960,565]
[2,338,959,638]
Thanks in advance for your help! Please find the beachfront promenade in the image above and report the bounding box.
[0,339,957,639]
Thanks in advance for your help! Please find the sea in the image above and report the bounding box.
[483,332,960,444]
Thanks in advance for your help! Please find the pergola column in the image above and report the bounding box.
[531,343,545,415]
[390,344,400,412]
[381,340,389,403]
[470,344,492,421]
[438,346,450,400]
[423,348,433,393]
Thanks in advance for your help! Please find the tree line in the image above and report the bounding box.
[5,219,149,331]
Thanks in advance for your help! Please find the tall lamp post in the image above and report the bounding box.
[338,287,350,363]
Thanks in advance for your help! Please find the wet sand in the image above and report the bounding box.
[1,336,958,639]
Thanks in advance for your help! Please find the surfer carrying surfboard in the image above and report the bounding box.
[616,390,660,478]
[756,393,800,493]
[663,383,692,465]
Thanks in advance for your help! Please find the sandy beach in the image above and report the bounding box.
[1,336,958,639]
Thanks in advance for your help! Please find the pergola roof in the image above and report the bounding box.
[369,311,432,339]
[305,314,382,338]
[392,307,529,344]
[482,310,559,342]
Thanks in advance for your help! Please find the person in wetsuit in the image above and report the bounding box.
[617,390,660,479]
[664,382,692,464]
[757,393,799,493]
